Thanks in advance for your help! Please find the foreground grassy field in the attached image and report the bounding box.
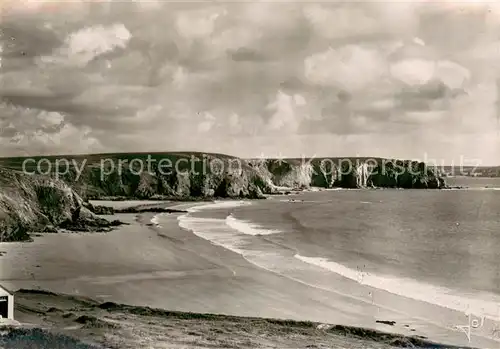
[0,289,471,349]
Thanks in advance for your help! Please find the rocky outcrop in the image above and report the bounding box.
[248,160,309,190]
[0,167,118,242]
[253,158,445,190]
[367,160,445,189]
[83,202,114,215]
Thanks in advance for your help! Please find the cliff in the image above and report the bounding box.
[0,167,119,242]
[0,153,445,241]
[251,157,445,190]
[0,153,446,202]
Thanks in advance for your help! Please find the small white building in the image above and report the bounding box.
[0,284,14,320]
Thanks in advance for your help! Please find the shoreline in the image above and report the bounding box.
[171,200,500,347]
[2,288,471,349]
[164,198,500,345]
[84,185,498,210]
[0,198,499,348]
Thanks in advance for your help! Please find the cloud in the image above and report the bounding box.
[0,103,63,128]
[413,37,426,46]
[197,112,216,133]
[0,1,499,164]
[0,101,100,155]
[39,24,132,67]
[8,123,101,155]
[304,2,420,42]
[390,58,470,90]
[370,99,396,111]
[400,111,447,125]
[390,59,436,86]
[293,94,306,106]
[434,60,471,89]
[175,8,225,40]
[448,81,499,134]
[266,91,310,133]
[304,46,387,92]
[36,111,65,127]
[393,80,455,113]
[228,113,242,134]
[303,4,380,40]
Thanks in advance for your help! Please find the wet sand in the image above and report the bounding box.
[0,200,498,348]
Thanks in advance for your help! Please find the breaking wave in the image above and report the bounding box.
[173,200,500,341]
[295,255,500,322]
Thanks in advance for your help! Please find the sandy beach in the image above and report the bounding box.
[2,289,467,349]
[0,199,498,348]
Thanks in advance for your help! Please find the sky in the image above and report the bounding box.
[0,0,500,165]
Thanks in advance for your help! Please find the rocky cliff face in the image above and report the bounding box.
[366,160,446,189]
[249,159,314,189]
[0,167,116,242]
[255,158,445,190]
[60,154,272,200]
[1,153,446,202]
[0,154,445,241]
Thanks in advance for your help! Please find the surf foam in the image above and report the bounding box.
[174,200,500,337]
[187,200,252,212]
[295,254,500,322]
[175,207,455,330]
[150,214,163,228]
[225,215,280,236]
[176,201,286,267]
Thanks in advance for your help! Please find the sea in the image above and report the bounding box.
[160,177,500,341]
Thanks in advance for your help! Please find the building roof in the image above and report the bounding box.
[0,284,13,296]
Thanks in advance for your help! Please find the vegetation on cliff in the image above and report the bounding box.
[6,153,270,200]
[0,153,446,241]
[0,167,118,242]
[367,160,446,189]
[251,157,446,190]
[0,153,446,201]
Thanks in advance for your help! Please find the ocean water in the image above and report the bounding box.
[446,176,500,189]
[164,179,500,338]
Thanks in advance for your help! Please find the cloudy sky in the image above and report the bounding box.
[1,0,500,165]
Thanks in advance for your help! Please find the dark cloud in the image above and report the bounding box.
[228,48,266,62]
[0,94,134,119]
[0,21,62,57]
[393,80,466,113]
[396,82,447,111]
